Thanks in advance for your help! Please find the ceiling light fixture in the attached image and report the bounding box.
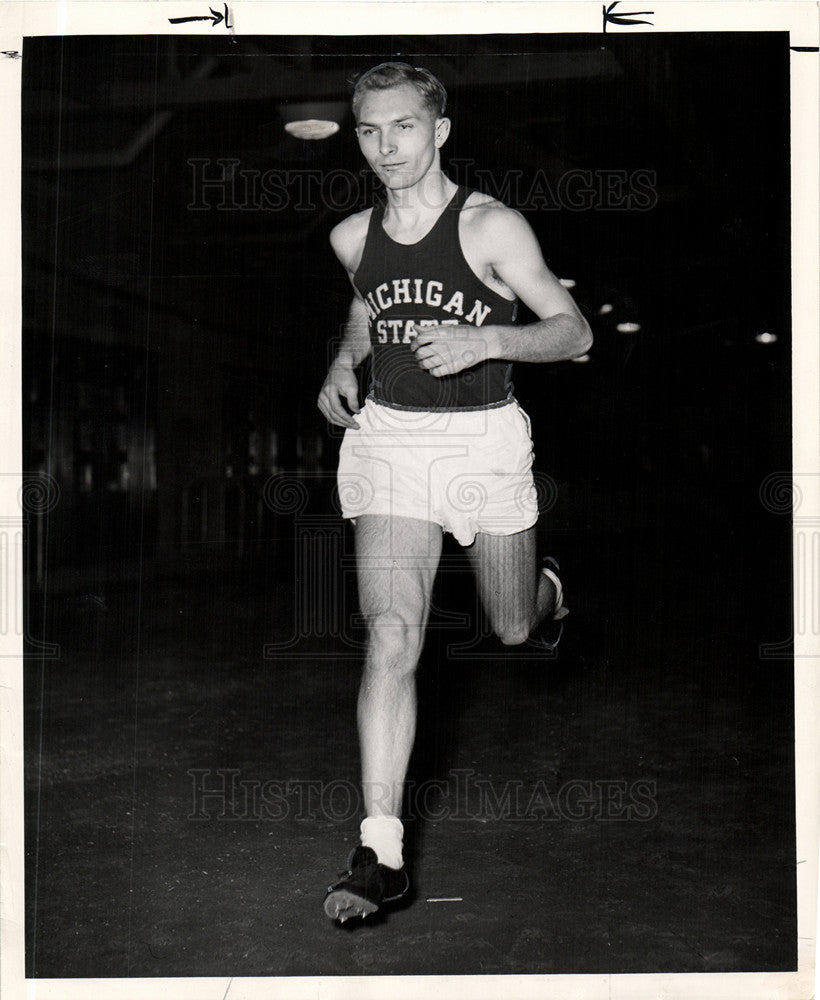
[279,101,346,140]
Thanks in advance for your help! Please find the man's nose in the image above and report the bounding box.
[379,131,396,156]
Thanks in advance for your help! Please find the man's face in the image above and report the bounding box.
[354,83,446,191]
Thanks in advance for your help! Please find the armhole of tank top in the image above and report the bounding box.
[352,203,383,287]
[456,188,518,307]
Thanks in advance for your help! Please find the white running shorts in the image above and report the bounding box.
[337,397,538,546]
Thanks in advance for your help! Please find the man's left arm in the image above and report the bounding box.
[414,209,592,376]
[488,208,593,363]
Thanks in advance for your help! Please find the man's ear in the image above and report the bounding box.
[434,117,451,148]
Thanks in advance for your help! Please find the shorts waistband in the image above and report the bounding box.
[366,393,515,413]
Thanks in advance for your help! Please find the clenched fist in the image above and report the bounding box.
[412,323,500,377]
[317,363,361,429]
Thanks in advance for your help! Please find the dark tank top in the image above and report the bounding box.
[353,186,517,410]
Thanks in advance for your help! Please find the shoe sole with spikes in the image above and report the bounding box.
[324,846,409,923]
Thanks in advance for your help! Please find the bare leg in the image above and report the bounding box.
[355,514,442,817]
[464,526,558,646]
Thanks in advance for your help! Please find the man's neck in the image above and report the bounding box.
[384,171,457,231]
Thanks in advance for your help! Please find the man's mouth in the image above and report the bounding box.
[381,162,406,170]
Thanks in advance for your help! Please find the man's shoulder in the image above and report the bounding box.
[461,190,532,249]
[330,208,374,269]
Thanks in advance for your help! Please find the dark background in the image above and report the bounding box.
[23,33,795,978]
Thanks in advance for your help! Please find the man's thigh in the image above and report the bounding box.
[355,514,443,625]
[465,526,537,633]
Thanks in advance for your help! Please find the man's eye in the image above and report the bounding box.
[398,123,413,130]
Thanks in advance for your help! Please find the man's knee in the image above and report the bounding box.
[494,620,531,647]
[365,612,425,670]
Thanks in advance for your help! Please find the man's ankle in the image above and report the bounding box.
[360,814,404,869]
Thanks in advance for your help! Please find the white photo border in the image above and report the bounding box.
[1,3,817,999]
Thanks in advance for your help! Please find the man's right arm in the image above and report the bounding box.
[317,216,371,429]
[317,294,370,429]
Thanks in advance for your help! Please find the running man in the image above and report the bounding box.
[317,63,592,922]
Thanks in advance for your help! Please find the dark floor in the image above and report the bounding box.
[24,512,797,979]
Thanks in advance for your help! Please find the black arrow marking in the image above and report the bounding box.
[169,13,222,26]
[603,1,654,34]
[169,4,231,27]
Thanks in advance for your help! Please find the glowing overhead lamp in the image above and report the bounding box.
[279,101,347,140]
